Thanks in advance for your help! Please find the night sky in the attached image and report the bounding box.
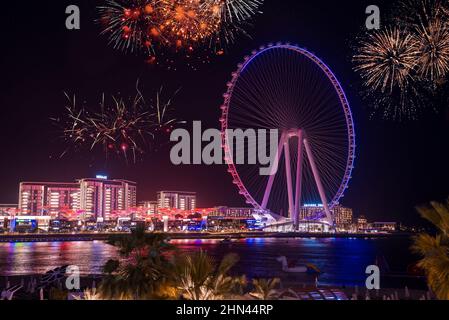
[0,0,448,225]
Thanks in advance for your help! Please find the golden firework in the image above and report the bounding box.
[353,27,421,93]
[414,17,449,81]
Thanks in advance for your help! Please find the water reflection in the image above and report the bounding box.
[0,237,414,286]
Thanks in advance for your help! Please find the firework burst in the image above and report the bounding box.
[353,27,420,93]
[395,0,448,27]
[97,0,264,62]
[158,0,221,48]
[216,0,263,22]
[353,0,449,120]
[414,16,449,81]
[54,85,181,163]
[98,0,164,54]
[206,0,264,48]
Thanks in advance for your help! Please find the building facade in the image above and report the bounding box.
[18,178,136,220]
[299,204,325,221]
[0,204,18,216]
[138,200,158,215]
[19,182,80,217]
[157,191,196,211]
[357,215,368,231]
[79,178,137,220]
[334,205,353,230]
[299,204,353,229]
[208,207,256,219]
[46,183,81,217]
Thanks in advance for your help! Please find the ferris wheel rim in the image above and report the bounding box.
[220,43,356,213]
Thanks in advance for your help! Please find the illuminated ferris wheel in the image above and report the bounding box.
[220,44,355,226]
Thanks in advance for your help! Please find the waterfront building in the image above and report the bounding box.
[9,215,51,232]
[299,204,324,221]
[157,191,196,211]
[357,215,369,231]
[370,221,397,232]
[334,205,353,230]
[0,204,18,216]
[18,177,137,220]
[19,182,80,217]
[138,200,158,215]
[79,178,137,220]
[299,204,353,229]
[208,207,256,219]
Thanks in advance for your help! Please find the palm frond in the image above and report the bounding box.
[413,197,449,300]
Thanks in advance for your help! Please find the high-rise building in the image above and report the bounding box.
[19,182,80,216]
[18,178,137,220]
[299,204,353,228]
[46,183,81,217]
[19,183,45,215]
[157,191,196,211]
[79,178,137,220]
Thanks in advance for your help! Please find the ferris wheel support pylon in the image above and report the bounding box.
[294,129,304,229]
[284,137,295,223]
[303,138,333,225]
[261,130,334,227]
[261,132,287,209]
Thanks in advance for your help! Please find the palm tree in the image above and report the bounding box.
[173,250,246,300]
[99,226,177,299]
[107,225,174,257]
[412,197,449,300]
[249,278,282,300]
[75,288,103,300]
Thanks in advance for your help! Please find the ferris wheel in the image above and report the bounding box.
[220,44,355,226]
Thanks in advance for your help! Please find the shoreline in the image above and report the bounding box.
[0,231,413,243]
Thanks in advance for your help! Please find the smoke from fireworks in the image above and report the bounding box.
[97,0,263,63]
[353,0,449,120]
[53,85,181,163]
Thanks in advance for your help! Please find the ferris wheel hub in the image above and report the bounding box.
[284,128,303,138]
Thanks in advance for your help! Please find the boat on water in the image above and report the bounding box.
[276,256,321,274]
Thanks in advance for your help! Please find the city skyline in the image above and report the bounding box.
[0,175,397,230]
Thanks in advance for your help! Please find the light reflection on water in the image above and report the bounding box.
[0,237,415,286]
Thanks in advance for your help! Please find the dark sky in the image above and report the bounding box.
[0,0,448,225]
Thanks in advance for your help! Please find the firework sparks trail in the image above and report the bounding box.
[54,85,181,163]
